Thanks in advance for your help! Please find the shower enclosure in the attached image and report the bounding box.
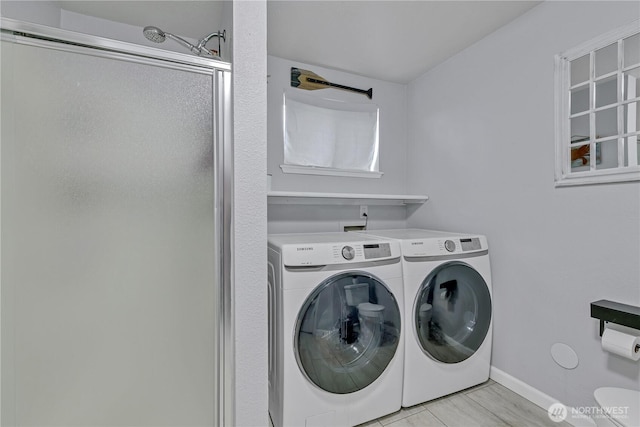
[0,19,231,426]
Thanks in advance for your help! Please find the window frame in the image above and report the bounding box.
[281,88,383,179]
[554,19,640,187]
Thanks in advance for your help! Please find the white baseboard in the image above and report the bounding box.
[490,366,596,427]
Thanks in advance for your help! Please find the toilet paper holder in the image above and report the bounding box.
[591,299,640,337]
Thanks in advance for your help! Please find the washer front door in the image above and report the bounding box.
[295,272,401,394]
[414,261,491,364]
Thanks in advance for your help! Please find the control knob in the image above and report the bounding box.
[341,246,355,260]
[444,240,456,252]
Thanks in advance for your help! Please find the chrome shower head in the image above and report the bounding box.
[143,26,166,43]
[143,25,224,58]
[143,25,198,53]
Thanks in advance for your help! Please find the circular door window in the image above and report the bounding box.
[295,271,401,394]
[414,262,491,364]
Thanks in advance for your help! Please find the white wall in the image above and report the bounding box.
[268,203,410,234]
[267,56,410,233]
[220,0,233,61]
[232,2,268,426]
[0,1,60,27]
[407,1,640,409]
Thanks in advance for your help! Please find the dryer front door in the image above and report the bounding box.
[414,262,491,364]
[295,272,401,394]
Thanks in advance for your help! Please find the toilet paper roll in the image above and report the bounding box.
[601,328,640,361]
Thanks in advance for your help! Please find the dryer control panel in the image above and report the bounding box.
[443,237,482,252]
[402,235,487,257]
[282,241,400,267]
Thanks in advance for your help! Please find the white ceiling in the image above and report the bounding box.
[56,0,541,84]
[267,1,540,83]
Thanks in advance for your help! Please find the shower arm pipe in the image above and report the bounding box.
[164,32,215,57]
[196,30,226,51]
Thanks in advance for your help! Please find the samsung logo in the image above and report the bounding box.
[296,247,314,251]
[411,242,424,245]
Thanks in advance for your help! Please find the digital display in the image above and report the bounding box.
[460,238,481,251]
[363,243,391,259]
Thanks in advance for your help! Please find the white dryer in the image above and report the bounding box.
[357,229,492,407]
[268,232,404,427]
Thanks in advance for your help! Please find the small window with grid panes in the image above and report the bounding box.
[555,21,640,186]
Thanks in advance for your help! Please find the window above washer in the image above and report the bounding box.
[281,89,382,178]
[554,20,640,186]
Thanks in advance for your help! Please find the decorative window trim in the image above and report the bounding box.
[554,19,640,187]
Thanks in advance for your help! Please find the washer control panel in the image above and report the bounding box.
[282,241,399,266]
[336,243,392,261]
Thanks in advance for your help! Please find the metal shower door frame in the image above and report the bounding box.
[0,17,233,427]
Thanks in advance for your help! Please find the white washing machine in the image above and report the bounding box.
[268,232,404,427]
[356,229,492,407]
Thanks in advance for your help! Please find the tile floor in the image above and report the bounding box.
[357,380,572,427]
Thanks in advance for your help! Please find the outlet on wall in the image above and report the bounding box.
[360,205,368,218]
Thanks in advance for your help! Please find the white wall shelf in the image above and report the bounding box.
[267,191,428,206]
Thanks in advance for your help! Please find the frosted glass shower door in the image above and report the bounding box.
[1,35,224,426]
